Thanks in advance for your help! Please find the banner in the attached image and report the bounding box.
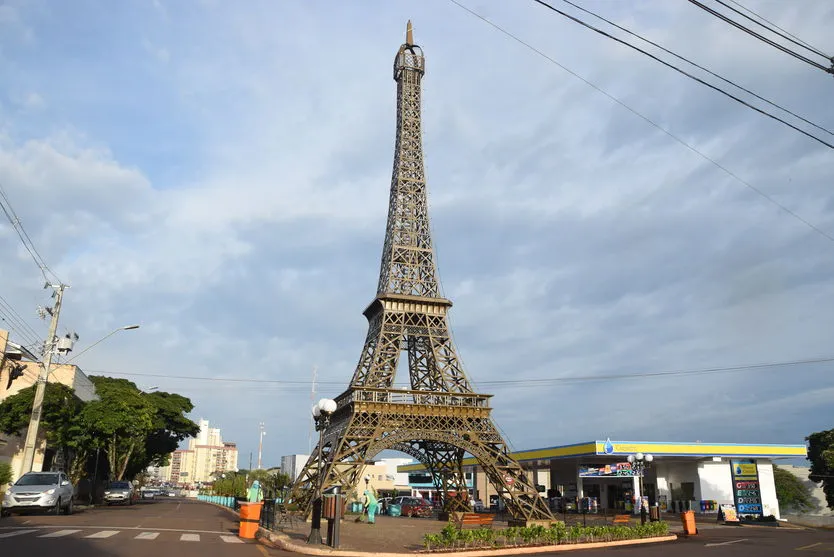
[579,462,635,477]
[730,460,763,516]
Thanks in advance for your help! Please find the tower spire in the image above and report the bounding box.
[406,20,413,45]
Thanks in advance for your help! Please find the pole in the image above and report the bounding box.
[257,422,265,469]
[308,422,325,544]
[639,468,647,525]
[20,284,65,475]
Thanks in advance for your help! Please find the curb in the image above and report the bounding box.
[257,529,678,557]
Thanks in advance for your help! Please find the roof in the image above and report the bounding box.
[397,440,807,472]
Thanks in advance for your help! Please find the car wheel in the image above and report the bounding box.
[53,498,62,515]
[0,509,10,518]
[65,498,73,515]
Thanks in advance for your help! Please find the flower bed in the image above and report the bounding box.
[423,521,670,551]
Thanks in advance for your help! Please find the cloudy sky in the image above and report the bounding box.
[1,0,833,469]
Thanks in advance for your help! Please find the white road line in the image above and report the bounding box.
[39,530,82,538]
[134,532,160,540]
[705,538,748,547]
[180,533,200,542]
[86,530,120,539]
[1,525,230,534]
[0,530,38,538]
[220,535,244,543]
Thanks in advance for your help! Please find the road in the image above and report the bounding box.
[538,524,834,556]
[0,497,277,557]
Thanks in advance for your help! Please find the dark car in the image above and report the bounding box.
[397,496,433,518]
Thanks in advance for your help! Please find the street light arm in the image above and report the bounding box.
[64,324,140,364]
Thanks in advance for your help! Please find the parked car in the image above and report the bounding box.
[395,496,433,518]
[141,488,157,500]
[1,471,74,516]
[103,481,136,505]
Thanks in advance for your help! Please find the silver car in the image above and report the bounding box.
[103,480,136,505]
[1,471,74,516]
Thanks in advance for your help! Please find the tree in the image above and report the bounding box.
[0,383,87,479]
[0,460,12,488]
[807,429,834,508]
[774,466,814,513]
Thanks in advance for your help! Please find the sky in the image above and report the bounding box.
[1,0,833,470]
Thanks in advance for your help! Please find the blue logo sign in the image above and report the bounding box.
[603,439,614,454]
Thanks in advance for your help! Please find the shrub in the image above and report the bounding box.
[0,461,12,488]
[423,520,670,550]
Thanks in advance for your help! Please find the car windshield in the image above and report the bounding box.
[109,482,130,489]
[16,474,59,486]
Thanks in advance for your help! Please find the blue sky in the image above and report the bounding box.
[1,0,833,469]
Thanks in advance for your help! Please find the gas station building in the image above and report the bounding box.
[399,440,807,519]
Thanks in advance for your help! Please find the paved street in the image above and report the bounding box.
[0,498,272,557]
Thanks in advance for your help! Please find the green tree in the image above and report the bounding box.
[0,460,12,488]
[807,429,834,508]
[774,466,814,513]
[0,383,87,478]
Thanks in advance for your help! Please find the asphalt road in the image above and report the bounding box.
[0,497,276,557]
[536,525,834,556]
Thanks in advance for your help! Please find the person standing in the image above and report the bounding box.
[363,490,379,525]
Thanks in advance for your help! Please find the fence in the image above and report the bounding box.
[196,494,239,511]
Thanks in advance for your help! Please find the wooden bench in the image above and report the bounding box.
[454,513,495,529]
[613,514,631,525]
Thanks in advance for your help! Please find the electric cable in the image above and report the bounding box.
[448,0,834,245]
[552,0,834,138]
[687,0,833,74]
[716,0,831,59]
[725,0,831,58]
[530,0,834,149]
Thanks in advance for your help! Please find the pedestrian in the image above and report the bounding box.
[381,497,388,515]
[363,489,379,525]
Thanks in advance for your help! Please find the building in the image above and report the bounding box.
[162,419,238,486]
[281,454,310,481]
[400,439,807,519]
[0,329,98,482]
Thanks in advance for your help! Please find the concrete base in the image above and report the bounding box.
[507,519,554,528]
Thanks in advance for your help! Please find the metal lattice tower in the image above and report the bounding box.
[290,22,553,524]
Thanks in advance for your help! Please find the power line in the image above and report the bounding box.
[717,0,831,60]
[0,294,41,347]
[687,0,833,74]
[84,355,834,388]
[725,0,831,58]
[448,0,834,245]
[530,0,834,149]
[549,0,833,138]
[0,181,63,284]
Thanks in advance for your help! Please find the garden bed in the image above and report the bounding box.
[422,521,670,551]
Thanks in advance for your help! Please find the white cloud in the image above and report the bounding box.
[0,0,832,469]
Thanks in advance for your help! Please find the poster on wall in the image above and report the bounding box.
[730,459,763,516]
[579,462,635,477]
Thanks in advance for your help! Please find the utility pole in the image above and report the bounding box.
[20,284,65,475]
[257,422,266,469]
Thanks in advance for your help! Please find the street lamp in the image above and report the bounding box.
[308,397,337,545]
[627,453,654,524]
[20,323,140,474]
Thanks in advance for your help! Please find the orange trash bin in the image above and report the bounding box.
[239,502,263,539]
[680,510,697,535]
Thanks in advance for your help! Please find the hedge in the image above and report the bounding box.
[423,521,670,550]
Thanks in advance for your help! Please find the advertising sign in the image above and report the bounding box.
[730,460,763,516]
[720,504,739,523]
[579,462,635,477]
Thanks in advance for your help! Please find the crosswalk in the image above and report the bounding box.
[0,528,245,543]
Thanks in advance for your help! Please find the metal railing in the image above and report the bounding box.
[336,388,491,410]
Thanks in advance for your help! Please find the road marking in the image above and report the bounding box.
[180,533,200,541]
[135,532,160,540]
[257,545,270,557]
[0,525,230,534]
[39,530,82,538]
[796,542,823,551]
[0,530,38,538]
[86,530,120,538]
[705,538,748,547]
[220,535,244,543]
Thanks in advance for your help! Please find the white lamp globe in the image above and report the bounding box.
[320,398,337,414]
[636,452,644,461]
[645,454,654,462]
[627,455,635,463]
[312,404,321,417]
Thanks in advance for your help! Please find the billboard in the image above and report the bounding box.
[579,462,635,477]
[730,459,763,516]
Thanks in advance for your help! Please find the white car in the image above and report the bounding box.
[1,471,74,516]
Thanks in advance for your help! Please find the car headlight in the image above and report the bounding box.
[104,491,111,495]
[46,489,56,495]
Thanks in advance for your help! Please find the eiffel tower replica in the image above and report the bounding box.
[291,22,553,525]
